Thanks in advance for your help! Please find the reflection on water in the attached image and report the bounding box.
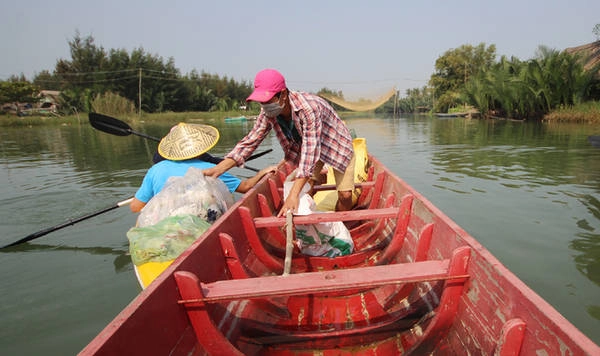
[0,116,598,354]
[350,115,600,337]
[2,242,132,273]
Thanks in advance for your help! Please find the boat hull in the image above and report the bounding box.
[80,156,599,355]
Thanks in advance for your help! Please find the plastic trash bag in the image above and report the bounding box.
[283,171,354,257]
[137,167,234,227]
[127,214,211,265]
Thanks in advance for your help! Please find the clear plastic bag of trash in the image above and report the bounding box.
[136,167,234,227]
[283,170,354,257]
[127,214,211,265]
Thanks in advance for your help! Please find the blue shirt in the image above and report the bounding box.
[134,159,241,203]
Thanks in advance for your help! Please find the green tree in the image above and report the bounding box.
[0,81,40,114]
[32,70,62,91]
[462,46,600,119]
[429,43,497,112]
[393,86,433,113]
[26,31,260,113]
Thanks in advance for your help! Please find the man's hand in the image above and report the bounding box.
[277,176,310,217]
[278,194,300,217]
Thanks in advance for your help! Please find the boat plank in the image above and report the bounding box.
[177,259,460,303]
[254,207,399,227]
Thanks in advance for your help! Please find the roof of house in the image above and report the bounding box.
[565,41,600,72]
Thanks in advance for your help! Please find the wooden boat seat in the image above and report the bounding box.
[256,169,384,253]
[256,180,383,253]
[240,199,414,273]
[175,247,471,353]
[178,259,457,303]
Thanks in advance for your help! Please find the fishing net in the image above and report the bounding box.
[127,168,235,265]
[319,88,397,112]
[127,214,211,265]
[136,167,234,227]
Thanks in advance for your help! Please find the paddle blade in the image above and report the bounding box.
[89,112,133,136]
[588,135,600,148]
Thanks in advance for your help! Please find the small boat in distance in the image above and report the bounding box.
[80,149,599,355]
[435,112,468,118]
[224,116,248,123]
[225,115,258,123]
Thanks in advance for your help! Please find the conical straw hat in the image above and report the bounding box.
[158,123,220,161]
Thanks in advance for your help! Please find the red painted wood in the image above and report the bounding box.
[414,223,434,262]
[254,207,399,227]
[174,271,245,356]
[267,178,281,210]
[353,191,396,249]
[218,233,249,279]
[378,194,413,264]
[239,206,284,272]
[180,259,453,303]
[356,165,375,208]
[257,192,286,243]
[368,169,386,209]
[79,155,600,356]
[312,181,375,192]
[496,318,526,356]
[404,246,471,354]
[382,222,435,310]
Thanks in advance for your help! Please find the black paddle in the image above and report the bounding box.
[88,113,272,172]
[588,136,600,148]
[1,197,134,249]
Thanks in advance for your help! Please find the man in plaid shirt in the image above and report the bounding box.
[203,69,356,216]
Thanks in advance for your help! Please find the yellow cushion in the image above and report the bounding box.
[314,138,368,211]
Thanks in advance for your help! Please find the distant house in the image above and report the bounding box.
[566,41,600,76]
[1,89,61,116]
[38,90,61,110]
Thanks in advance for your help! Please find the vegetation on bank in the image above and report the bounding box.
[543,101,600,123]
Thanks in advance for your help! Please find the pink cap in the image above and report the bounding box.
[246,69,287,102]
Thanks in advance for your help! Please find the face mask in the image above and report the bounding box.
[261,95,285,118]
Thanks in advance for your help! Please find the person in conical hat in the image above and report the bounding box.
[130,123,276,213]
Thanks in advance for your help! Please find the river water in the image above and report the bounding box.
[0,115,599,354]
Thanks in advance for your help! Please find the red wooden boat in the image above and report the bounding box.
[79,155,599,355]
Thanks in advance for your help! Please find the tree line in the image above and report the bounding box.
[388,40,600,119]
[2,31,600,120]
[1,33,256,114]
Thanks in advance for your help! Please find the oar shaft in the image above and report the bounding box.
[2,198,133,248]
[129,129,160,142]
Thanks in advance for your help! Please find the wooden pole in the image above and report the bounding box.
[138,68,142,117]
[283,210,294,276]
[393,89,398,118]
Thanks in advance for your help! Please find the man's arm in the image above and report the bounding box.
[203,157,237,178]
[236,165,278,193]
[130,197,146,213]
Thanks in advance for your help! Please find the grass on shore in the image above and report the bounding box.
[543,101,600,123]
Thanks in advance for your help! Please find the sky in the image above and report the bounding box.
[2,0,599,100]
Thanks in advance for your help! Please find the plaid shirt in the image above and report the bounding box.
[226,91,353,178]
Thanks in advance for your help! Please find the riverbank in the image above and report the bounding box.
[543,101,600,123]
[0,109,365,127]
[3,104,600,127]
[0,111,253,127]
